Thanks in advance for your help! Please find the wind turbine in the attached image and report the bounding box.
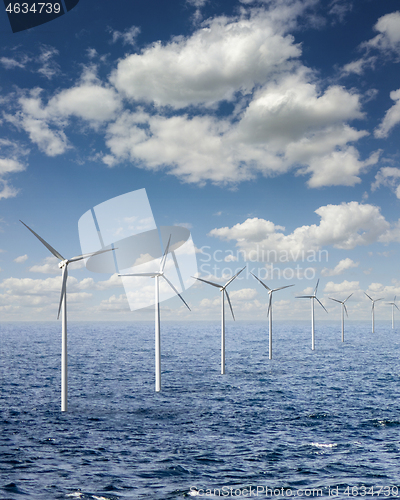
[387,296,399,329]
[193,267,245,374]
[364,293,383,333]
[250,273,293,359]
[20,220,114,412]
[296,279,328,350]
[119,235,190,392]
[329,293,353,342]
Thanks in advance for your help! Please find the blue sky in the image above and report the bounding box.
[1,0,400,323]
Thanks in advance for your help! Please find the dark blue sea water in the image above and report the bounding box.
[2,321,400,500]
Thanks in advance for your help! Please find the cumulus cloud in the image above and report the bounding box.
[374,88,400,138]
[104,68,371,186]
[323,280,360,295]
[363,11,400,56]
[342,11,400,76]
[14,254,28,263]
[372,166,400,198]
[321,258,359,277]
[0,140,27,199]
[209,202,391,260]
[110,11,301,108]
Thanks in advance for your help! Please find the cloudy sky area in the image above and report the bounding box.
[1,0,400,323]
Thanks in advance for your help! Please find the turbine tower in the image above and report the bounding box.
[193,267,245,374]
[387,296,399,329]
[20,220,114,412]
[296,279,328,350]
[119,235,190,392]
[365,293,383,333]
[329,293,352,342]
[251,273,293,359]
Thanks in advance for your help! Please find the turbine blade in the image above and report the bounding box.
[192,276,221,288]
[223,266,246,289]
[343,303,348,318]
[68,247,115,263]
[225,290,235,321]
[162,275,191,311]
[250,272,271,291]
[315,297,328,313]
[314,279,320,295]
[119,273,159,277]
[57,265,68,320]
[329,298,342,304]
[160,234,172,273]
[272,284,294,292]
[20,220,65,261]
[344,293,353,303]
[296,295,313,299]
[375,298,384,302]
[364,292,373,302]
[395,304,400,311]
[394,296,397,303]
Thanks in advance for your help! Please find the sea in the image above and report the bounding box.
[1,320,400,500]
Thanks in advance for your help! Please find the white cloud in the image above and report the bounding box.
[3,3,373,190]
[372,166,400,198]
[0,57,26,69]
[209,202,391,259]
[323,280,360,294]
[230,288,257,300]
[342,11,400,76]
[321,258,359,277]
[104,74,369,187]
[374,88,400,138]
[110,11,301,108]
[37,45,60,79]
[14,254,28,263]
[19,69,122,123]
[29,256,62,274]
[363,11,400,55]
[109,26,141,46]
[0,140,27,199]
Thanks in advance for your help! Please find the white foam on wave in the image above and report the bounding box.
[66,494,83,499]
[311,442,337,448]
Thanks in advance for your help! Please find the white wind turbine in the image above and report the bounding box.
[193,267,245,374]
[387,296,399,329]
[20,220,114,412]
[119,235,190,392]
[364,293,383,333]
[329,293,352,342]
[250,273,294,359]
[296,279,328,350]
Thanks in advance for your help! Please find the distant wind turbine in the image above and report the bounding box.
[119,235,190,392]
[296,279,328,350]
[365,293,383,333]
[251,273,294,359]
[387,296,399,329]
[193,267,245,374]
[20,220,114,412]
[329,293,353,342]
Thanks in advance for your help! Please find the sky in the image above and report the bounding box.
[1,0,400,324]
